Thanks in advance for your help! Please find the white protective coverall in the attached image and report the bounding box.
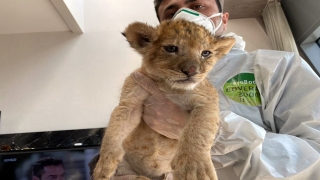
[114,33,320,180]
[212,33,320,180]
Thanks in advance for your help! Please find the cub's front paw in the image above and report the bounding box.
[92,151,124,180]
[92,161,114,180]
[171,152,217,180]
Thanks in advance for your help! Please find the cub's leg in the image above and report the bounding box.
[169,90,220,180]
[93,76,150,180]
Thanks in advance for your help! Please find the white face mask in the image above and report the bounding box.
[172,8,223,35]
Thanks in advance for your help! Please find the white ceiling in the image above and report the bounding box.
[0,0,70,34]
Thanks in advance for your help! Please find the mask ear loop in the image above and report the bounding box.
[208,13,223,34]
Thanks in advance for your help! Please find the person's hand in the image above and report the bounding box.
[131,71,188,139]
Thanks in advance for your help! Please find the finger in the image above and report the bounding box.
[131,71,162,95]
[165,172,174,180]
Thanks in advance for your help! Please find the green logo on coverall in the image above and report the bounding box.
[223,73,261,106]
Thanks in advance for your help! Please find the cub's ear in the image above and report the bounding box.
[122,22,157,55]
[213,37,236,56]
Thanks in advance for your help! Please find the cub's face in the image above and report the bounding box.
[123,19,235,90]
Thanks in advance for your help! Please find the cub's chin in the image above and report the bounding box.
[168,80,199,90]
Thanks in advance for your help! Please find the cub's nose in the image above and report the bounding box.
[181,65,198,77]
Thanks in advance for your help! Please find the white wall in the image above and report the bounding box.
[0,1,271,134]
[225,18,272,52]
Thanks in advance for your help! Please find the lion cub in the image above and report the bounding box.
[93,19,235,180]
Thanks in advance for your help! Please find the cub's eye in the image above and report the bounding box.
[201,50,212,58]
[164,45,178,53]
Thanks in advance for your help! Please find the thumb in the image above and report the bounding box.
[131,71,162,95]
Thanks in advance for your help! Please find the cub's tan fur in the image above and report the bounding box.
[93,19,235,180]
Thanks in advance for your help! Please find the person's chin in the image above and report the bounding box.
[215,30,224,36]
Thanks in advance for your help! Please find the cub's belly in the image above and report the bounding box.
[123,120,178,177]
